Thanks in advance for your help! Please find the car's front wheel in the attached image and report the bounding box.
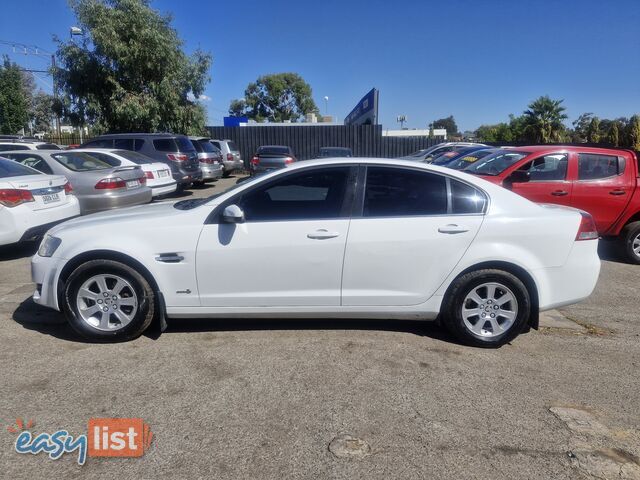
[62,259,155,341]
[441,269,531,347]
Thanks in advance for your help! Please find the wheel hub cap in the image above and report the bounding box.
[75,274,138,331]
[461,282,518,338]
[633,233,640,258]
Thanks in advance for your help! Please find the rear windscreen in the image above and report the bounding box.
[51,152,112,171]
[258,146,290,155]
[0,158,41,177]
[114,150,153,165]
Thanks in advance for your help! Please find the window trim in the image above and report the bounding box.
[205,164,358,224]
[353,164,488,218]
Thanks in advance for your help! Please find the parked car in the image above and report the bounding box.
[210,139,244,176]
[31,158,599,346]
[74,149,177,198]
[0,140,61,151]
[463,145,640,263]
[442,148,499,170]
[0,150,151,215]
[0,157,80,246]
[81,133,202,191]
[250,145,297,174]
[430,145,492,166]
[400,142,488,162]
[318,147,353,158]
[189,137,224,183]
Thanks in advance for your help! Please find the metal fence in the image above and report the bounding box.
[206,124,445,163]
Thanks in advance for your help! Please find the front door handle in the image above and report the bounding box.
[609,189,626,196]
[307,229,340,240]
[438,224,469,234]
[551,190,569,196]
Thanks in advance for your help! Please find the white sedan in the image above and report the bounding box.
[75,149,177,197]
[0,158,80,246]
[31,158,600,347]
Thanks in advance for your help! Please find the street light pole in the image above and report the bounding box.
[323,96,329,116]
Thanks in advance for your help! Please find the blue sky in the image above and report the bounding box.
[1,0,639,131]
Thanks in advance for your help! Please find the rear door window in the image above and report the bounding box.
[578,153,624,180]
[364,167,447,217]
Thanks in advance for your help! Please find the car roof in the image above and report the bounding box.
[505,145,633,155]
[90,133,185,138]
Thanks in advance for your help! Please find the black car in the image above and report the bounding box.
[81,133,202,190]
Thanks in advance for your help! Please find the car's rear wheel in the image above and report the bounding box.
[441,269,531,347]
[62,260,155,341]
[620,221,640,265]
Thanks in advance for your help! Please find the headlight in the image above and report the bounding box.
[38,235,62,257]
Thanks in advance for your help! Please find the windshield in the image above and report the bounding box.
[174,175,264,210]
[446,150,495,170]
[114,150,153,164]
[51,152,112,171]
[0,157,41,177]
[464,150,530,175]
[258,146,290,155]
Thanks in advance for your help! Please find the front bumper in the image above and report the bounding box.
[31,253,64,311]
[78,187,153,215]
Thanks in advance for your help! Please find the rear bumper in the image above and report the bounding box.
[534,240,601,311]
[223,159,244,172]
[78,187,153,215]
[201,164,224,180]
[0,198,81,246]
[149,181,177,197]
[252,164,285,174]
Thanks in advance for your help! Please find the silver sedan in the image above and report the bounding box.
[0,150,152,215]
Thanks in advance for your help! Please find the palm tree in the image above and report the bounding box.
[523,96,568,143]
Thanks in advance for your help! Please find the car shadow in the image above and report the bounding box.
[190,182,216,190]
[12,297,463,345]
[597,240,630,264]
[0,242,38,261]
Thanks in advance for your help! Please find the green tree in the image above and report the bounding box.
[0,57,30,134]
[29,91,54,133]
[55,0,212,133]
[432,115,458,135]
[627,115,640,151]
[571,113,594,142]
[586,117,601,143]
[234,73,318,122]
[522,96,568,143]
[607,121,620,147]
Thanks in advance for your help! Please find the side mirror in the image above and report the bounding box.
[222,204,245,224]
[509,170,530,183]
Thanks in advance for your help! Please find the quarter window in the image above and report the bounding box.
[451,180,487,214]
[364,167,447,217]
[238,167,351,221]
[578,154,623,180]
[114,138,134,150]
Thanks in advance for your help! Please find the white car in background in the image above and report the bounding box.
[75,149,177,197]
[0,158,80,246]
[31,158,600,347]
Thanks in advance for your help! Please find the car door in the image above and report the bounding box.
[506,152,573,205]
[570,152,632,233]
[196,165,356,307]
[341,166,485,306]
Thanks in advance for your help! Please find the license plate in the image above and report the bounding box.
[126,180,139,189]
[41,193,60,204]
[158,170,169,178]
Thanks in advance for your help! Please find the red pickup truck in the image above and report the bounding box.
[464,146,640,263]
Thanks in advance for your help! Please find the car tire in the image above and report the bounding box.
[62,259,155,342]
[620,221,640,265]
[441,269,531,348]
[222,170,232,178]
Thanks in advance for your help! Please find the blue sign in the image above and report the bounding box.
[344,88,379,126]
[224,116,248,127]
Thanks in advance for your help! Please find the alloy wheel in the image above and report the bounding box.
[461,282,518,338]
[75,274,138,331]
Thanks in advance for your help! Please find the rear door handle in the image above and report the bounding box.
[551,190,569,196]
[609,189,626,196]
[307,229,340,240]
[438,224,469,234]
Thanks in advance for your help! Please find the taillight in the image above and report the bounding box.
[139,176,147,185]
[226,153,234,161]
[0,189,34,207]
[64,182,74,195]
[145,171,155,179]
[95,178,126,190]
[576,212,598,241]
[200,157,214,164]
[284,156,294,165]
[251,156,260,166]
[167,154,188,162]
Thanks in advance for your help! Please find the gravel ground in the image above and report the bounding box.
[0,176,638,479]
